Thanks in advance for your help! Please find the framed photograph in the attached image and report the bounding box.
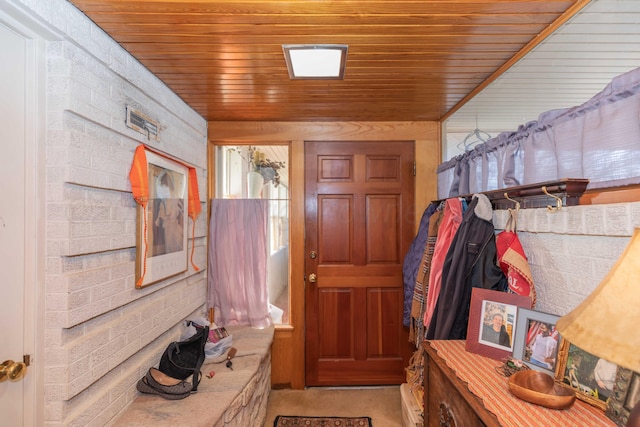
[607,368,640,426]
[555,339,618,410]
[512,308,561,376]
[465,288,532,360]
[136,151,189,288]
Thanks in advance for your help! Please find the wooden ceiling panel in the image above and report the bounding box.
[68,0,589,122]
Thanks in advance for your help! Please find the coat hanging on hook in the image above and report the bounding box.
[504,192,521,214]
[495,201,537,307]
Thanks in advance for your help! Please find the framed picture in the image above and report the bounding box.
[465,288,532,360]
[512,308,561,376]
[136,151,189,288]
[607,368,640,426]
[555,339,618,410]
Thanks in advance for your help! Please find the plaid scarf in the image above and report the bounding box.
[409,208,443,344]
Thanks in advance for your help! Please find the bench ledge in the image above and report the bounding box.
[113,325,274,427]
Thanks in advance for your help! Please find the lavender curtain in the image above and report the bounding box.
[208,199,272,328]
[438,67,640,198]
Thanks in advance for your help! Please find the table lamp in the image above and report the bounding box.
[556,228,640,427]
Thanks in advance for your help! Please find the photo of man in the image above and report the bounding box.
[481,312,511,347]
[478,301,516,350]
[594,358,617,399]
[525,321,558,370]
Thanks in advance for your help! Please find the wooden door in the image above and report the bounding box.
[305,140,415,386]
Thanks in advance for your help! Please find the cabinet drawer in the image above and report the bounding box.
[426,358,485,427]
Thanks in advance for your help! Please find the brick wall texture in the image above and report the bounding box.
[493,202,640,316]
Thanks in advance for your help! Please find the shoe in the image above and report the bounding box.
[136,376,190,400]
[146,368,192,395]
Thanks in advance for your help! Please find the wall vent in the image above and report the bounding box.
[125,106,159,141]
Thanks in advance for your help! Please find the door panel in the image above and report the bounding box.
[366,195,400,263]
[318,196,352,263]
[318,288,354,358]
[305,140,414,386]
[366,288,402,357]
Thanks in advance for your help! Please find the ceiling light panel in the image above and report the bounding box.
[283,44,348,79]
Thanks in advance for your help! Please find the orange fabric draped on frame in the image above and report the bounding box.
[129,145,202,288]
[495,208,536,307]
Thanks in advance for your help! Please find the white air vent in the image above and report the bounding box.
[126,106,159,141]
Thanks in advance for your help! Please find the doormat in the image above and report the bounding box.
[273,415,372,427]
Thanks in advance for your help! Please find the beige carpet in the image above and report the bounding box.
[263,386,402,427]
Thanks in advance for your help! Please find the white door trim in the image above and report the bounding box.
[0,2,58,425]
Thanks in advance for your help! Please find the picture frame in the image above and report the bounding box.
[606,368,640,426]
[135,151,189,288]
[512,308,561,376]
[555,339,619,410]
[465,288,532,360]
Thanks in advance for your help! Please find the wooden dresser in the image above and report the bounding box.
[421,340,616,427]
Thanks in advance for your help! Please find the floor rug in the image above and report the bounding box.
[273,415,372,427]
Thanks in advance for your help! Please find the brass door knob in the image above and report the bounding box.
[0,360,11,383]
[308,273,317,283]
[0,360,27,383]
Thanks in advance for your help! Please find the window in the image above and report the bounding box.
[214,145,290,325]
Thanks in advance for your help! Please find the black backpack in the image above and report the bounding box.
[158,321,209,392]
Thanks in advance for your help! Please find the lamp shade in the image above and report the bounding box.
[556,228,640,373]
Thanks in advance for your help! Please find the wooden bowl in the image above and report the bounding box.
[508,370,576,410]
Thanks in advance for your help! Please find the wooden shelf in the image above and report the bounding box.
[581,183,640,205]
[434,178,590,210]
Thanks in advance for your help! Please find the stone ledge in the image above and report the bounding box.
[113,325,274,427]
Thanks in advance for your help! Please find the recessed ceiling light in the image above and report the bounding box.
[282,44,348,79]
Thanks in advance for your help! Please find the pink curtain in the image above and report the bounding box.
[208,199,272,328]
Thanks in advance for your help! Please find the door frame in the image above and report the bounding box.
[208,121,441,389]
[0,2,55,424]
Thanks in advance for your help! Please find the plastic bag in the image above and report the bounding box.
[181,317,233,359]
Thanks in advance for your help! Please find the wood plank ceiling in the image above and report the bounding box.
[68,0,589,122]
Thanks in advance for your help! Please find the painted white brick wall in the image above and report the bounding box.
[494,201,640,317]
[10,0,208,425]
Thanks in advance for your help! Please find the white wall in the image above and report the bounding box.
[494,202,640,317]
[8,0,208,425]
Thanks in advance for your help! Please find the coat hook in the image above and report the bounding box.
[503,192,520,212]
[541,186,562,212]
